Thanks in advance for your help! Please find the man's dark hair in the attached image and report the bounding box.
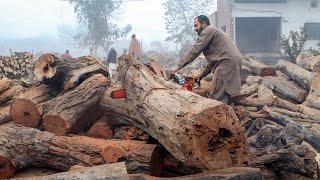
[196,15,210,26]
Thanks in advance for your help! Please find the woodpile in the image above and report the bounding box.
[0,51,35,79]
[1,52,319,179]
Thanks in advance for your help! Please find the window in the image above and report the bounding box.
[306,23,320,40]
[235,0,287,3]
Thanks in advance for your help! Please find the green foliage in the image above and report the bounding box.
[280,25,307,62]
[163,0,214,47]
[70,0,131,54]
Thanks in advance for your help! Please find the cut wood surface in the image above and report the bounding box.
[276,60,315,90]
[0,124,160,178]
[43,74,109,135]
[296,52,320,72]
[101,55,250,171]
[262,76,308,103]
[10,84,58,128]
[18,163,127,180]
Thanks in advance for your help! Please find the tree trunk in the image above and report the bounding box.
[304,73,320,110]
[262,76,308,103]
[243,56,276,76]
[34,54,108,90]
[100,56,251,171]
[0,85,24,105]
[0,124,160,179]
[276,60,315,90]
[0,105,10,125]
[0,77,11,93]
[10,84,58,128]
[21,163,127,180]
[296,52,320,72]
[43,74,109,135]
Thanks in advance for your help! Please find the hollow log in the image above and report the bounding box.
[276,60,315,90]
[0,77,11,93]
[243,56,276,76]
[0,105,10,125]
[262,76,307,103]
[0,85,24,105]
[19,163,127,180]
[43,74,109,135]
[0,124,159,179]
[100,55,250,171]
[10,84,58,128]
[296,52,320,72]
[34,54,108,90]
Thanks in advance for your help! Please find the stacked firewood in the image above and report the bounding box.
[0,52,35,79]
[0,53,319,179]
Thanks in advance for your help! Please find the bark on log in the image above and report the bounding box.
[34,54,108,90]
[0,77,11,93]
[10,84,58,128]
[298,105,320,122]
[243,56,276,76]
[43,74,109,135]
[241,66,252,83]
[101,55,250,171]
[0,124,160,178]
[19,163,127,180]
[241,83,259,96]
[0,105,10,125]
[304,73,320,110]
[276,60,315,90]
[296,52,320,72]
[246,76,262,85]
[262,76,308,103]
[176,57,208,78]
[0,85,24,105]
[113,126,149,141]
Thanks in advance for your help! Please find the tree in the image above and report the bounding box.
[69,0,131,55]
[280,25,307,62]
[163,0,214,47]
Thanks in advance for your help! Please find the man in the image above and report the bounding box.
[60,49,72,60]
[129,34,142,60]
[170,15,242,104]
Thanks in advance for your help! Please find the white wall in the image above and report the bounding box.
[231,0,320,49]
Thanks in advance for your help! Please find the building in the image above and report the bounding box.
[216,0,320,56]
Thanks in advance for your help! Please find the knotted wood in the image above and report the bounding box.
[100,55,250,171]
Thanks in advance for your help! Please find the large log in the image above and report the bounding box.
[101,55,250,171]
[0,77,11,93]
[296,52,320,72]
[0,85,24,105]
[43,74,109,135]
[243,56,276,76]
[276,60,315,90]
[34,54,108,90]
[0,124,160,178]
[19,163,127,180]
[262,76,308,103]
[10,84,58,128]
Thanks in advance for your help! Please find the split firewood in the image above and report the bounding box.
[101,55,250,171]
[0,77,11,93]
[276,60,315,90]
[243,56,276,76]
[0,124,164,178]
[248,124,317,178]
[0,85,24,105]
[34,54,108,90]
[262,76,308,103]
[43,74,109,135]
[18,163,127,180]
[10,84,58,128]
[0,105,10,125]
[296,52,320,72]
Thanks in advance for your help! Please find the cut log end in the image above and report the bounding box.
[34,53,58,81]
[10,99,41,128]
[43,115,68,135]
[260,68,277,77]
[0,156,16,179]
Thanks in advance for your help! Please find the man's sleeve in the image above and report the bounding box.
[177,28,216,69]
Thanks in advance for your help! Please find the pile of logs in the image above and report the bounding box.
[0,52,35,79]
[0,52,319,179]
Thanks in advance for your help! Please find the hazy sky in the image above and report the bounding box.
[0,0,170,41]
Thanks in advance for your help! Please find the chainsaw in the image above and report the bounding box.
[170,73,200,91]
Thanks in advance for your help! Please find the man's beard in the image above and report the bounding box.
[197,26,204,36]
